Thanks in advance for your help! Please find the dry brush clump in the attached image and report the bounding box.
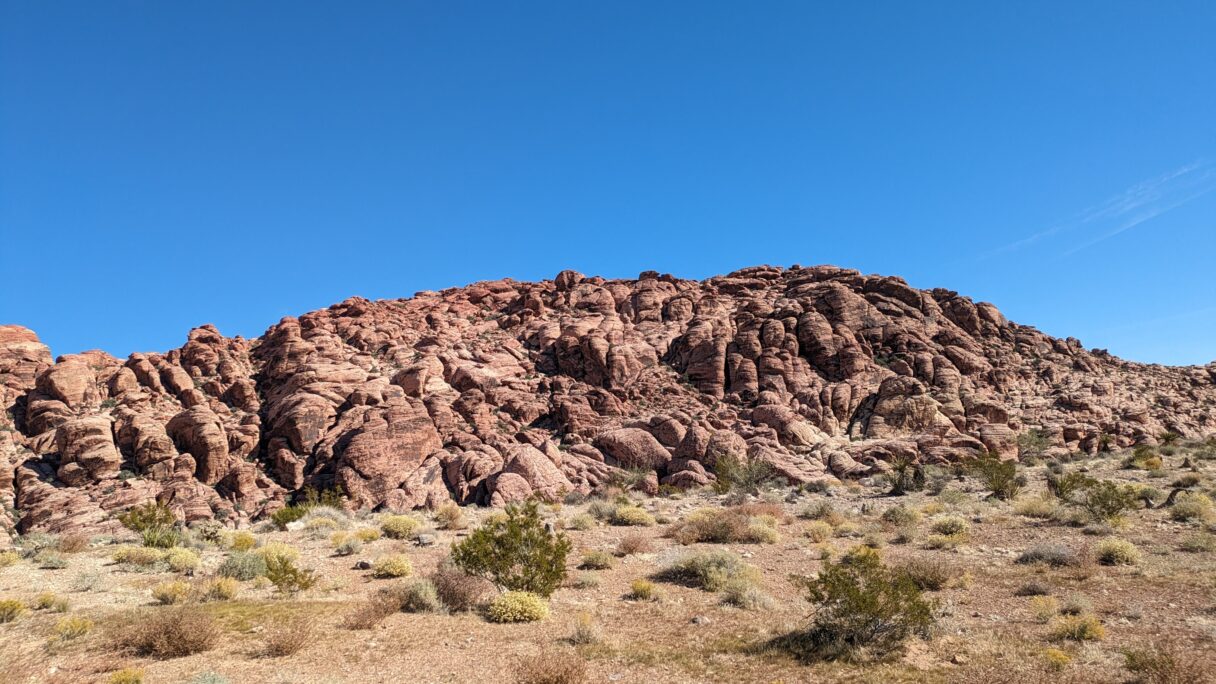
[263,615,315,657]
[513,649,588,684]
[667,507,779,545]
[112,606,220,658]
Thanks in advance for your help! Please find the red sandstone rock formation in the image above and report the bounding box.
[2,265,1213,537]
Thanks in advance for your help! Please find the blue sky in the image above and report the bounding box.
[1,2,1213,365]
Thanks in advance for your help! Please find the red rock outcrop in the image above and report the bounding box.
[3,265,1213,536]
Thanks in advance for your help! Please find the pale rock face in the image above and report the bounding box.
[1,265,1213,534]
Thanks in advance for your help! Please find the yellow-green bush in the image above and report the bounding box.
[353,527,382,542]
[1030,596,1059,623]
[108,668,145,684]
[1095,538,1141,566]
[112,546,166,566]
[372,553,414,578]
[929,516,970,536]
[486,591,549,623]
[381,514,422,539]
[152,580,191,605]
[166,547,200,573]
[32,591,68,612]
[0,598,26,623]
[611,505,656,527]
[0,550,19,568]
[228,530,257,551]
[1014,496,1058,519]
[433,502,468,530]
[255,542,300,564]
[627,578,658,601]
[1170,493,1215,523]
[1049,614,1105,641]
[54,615,93,640]
[199,577,239,602]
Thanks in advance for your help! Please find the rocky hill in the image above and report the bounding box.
[2,264,1213,538]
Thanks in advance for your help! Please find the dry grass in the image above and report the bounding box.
[112,606,220,658]
[431,563,493,612]
[513,649,588,684]
[263,615,315,657]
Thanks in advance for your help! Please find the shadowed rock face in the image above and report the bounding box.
[2,265,1213,536]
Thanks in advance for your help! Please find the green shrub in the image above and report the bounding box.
[166,547,200,573]
[1096,538,1140,565]
[566,513,595,531]
[35,550,68,569]
[969,453,1025,500]
[54,615,93,640]
[450,500,571,597]
[654,549,757,592]
[140,526,181,549]
[227,530,257,551]
[713,452,777,495]
[119,502,177,533]
[380,514,422,540]
[486,591,549,623]
[881,505,921,527]
[218,552,266,580]
[0,550,18,568]
[579,550,614,570]
[372,554,414,578]
[264,554,318,594]
[929,516,970,536]
[397,579,444,613]
[1047,471,1095,502]
[334,536,363,556]
[786,550,936,661]
[433,502,468,530]
[1079,480,1137,523]
[610,505,656,527]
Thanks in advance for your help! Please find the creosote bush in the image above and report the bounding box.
[610,505,656,527]
[783,550,936,662]
[713,452,777,495]
[1079,480,1137,523]
[487,591,549,623]
[451,500,571,597]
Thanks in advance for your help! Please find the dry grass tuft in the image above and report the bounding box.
[513,649,588,684]
[112,606,220,658]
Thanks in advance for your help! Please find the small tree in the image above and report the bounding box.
[713,452,777,495]
[1017,429,1051,461]
[450,500,571,597]
[969,452,1026,500]
[1078,480,1137,523]
[789,551,936,661]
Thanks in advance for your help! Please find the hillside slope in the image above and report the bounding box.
[2,264,1213,537]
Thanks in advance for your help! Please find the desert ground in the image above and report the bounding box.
[3,441,1215,684]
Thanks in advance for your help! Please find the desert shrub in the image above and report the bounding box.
[1079,480,1137,522]
[1017,544,1081,567]
[300,505,351,529]
[433,502,468,530]
[334,536,363,556]
[451,500,571,597]
[32,591,68,611]
[669,508,778,545]
[713,452,777,495]
[1179,533,1216,553]
[431,560,493,612]
[566,573,599,589]
[1017,429,1052,461]
[969,453,1026,500]
[264,554,318,594]
[929,516,970,536]
[922,534,963,550]
[1047,471,1095,501]
[1029,595,1060,623]
[799,501,845,526]
[353,526,382,542]
[1096,538,1141,565]
[785,551,935,662]
[513,649,588,684]
[53,615,93,640]
[152,580,191,605]
[610,505,656,527]
[140,526,182,549]
[626,578,658,601]
[1014,580,1052,596]
[655,549,757,592]
[166,547,200,573]
[565,514,595,531]
[578,550,614,570]
[343,597,397,630]
[227,530,257,551]
[218,551,267,580]
[1059,593,1093,616]
[372,554,414,578]
[109,668,145,684]
[0,550,18,568]
[57,532,91,553]
[270,486,345,530]
[0,598,27,622]
[791,510,830,536]
[1123,642,1209,684]
[882,454,925,496]
[881,505,921,527]
[586,500,619,521]
[34,549,68,569]
[487,591,549,623]
[1049,614,1104,641]
[1169,492,1215,522]
[112,545,165,567]
[199,577,239,602]
[608,537,649,561]
[896,557,958,591]
[720,576,774,610]
[263,615,313,657]
[119,502,177,533]
[569,611,602,645]
[115,606,220,658]
[1013,496,1058,519]
[397,578,444,613]
[380,514,422,539]
[16,532,59,558]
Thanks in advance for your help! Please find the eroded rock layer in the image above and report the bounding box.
[2,265,1213,537]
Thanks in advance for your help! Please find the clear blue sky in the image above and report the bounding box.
[2,2,1214,365]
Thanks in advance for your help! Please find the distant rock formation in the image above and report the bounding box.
[2,265,1212,538]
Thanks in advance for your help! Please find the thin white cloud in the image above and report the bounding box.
[980,160,1214,258]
